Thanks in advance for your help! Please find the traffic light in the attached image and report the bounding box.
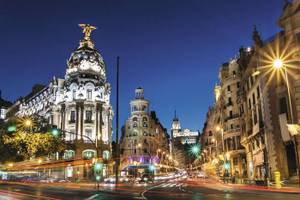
[94,162,103,171]
[7,125,16,133]
[149,164,156,172]
[94,162,103,182]
[224,162,230,170]
[191,145,200,156]
[50,127,60,137]
[96,175,101,181]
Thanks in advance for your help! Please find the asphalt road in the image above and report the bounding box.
[0,178,300,200]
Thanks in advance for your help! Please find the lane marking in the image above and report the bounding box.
[85,194,100,200]
[0,189,60,200]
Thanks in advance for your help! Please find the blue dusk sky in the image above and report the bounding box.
[0,0,285,138]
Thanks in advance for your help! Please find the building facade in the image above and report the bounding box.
[0,91,12,122]
[202,0,300,183]
[120,88,171,176]
[238,5,300,181]
[4,24,114,179]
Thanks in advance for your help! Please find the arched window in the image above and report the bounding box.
[103,150,110,160]
[143,122,148,128]
[142,117,147,121]
[63,150,75,160]
[133,123,138,128]
[82,149,96,160]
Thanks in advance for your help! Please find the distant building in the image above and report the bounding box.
[170,113,200,168]
[0,91,12,121]
[120,88,171,176]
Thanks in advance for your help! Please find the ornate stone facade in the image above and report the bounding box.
[5,25,113,178]
[120,88,170,175]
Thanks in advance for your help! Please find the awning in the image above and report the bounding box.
[287,124,300,136]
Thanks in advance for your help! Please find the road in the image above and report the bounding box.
[0,178,299,200]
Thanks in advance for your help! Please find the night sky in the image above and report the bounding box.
[0,0,284,138]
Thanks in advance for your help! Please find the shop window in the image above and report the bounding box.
[82,150,96,159]
[64,150,75,160]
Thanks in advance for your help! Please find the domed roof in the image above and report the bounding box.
[66,24,106,80]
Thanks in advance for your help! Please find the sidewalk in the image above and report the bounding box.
[187,178,300,194]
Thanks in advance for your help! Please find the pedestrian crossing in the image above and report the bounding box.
[159,182,184,188]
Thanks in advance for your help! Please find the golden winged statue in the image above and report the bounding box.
[79,24,97,40]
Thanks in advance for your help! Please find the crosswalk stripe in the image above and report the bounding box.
[160,183,184,188]
[161,183,172,187]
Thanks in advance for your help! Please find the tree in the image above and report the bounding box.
[3,131,66,160]
[1,115,67,161]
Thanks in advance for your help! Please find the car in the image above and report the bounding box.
[197,171,208,179]
[104,176,126,183]
[139,174,154,183]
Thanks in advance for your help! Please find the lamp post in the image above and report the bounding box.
[216,126,230,179]
[216,126,224,153]
[273,58,300,184]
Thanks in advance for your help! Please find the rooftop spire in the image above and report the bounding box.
[173,110,179,121]
[252,25,263,47]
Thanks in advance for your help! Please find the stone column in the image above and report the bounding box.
[76,103,79,140]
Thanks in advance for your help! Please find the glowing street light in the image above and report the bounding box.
[149,164,156,172]
[7,125,16,133]
[51,128,59,137]
[273,58,283,69]
[191,145,200,156]
[24,119,32,127]
[226,152,230,160]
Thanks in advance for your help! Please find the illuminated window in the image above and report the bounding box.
[63,150,75,160]
[103,150,110,160]
[82,150,96,159]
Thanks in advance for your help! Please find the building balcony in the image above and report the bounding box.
[84,119,94,124]
[225,114,240,122]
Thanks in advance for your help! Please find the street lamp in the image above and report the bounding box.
[273,58,283,69]
[215,126,224,153]
[24,119,32,127]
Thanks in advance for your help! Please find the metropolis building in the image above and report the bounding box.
[120,88,170,176]
[5,24,113,179]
